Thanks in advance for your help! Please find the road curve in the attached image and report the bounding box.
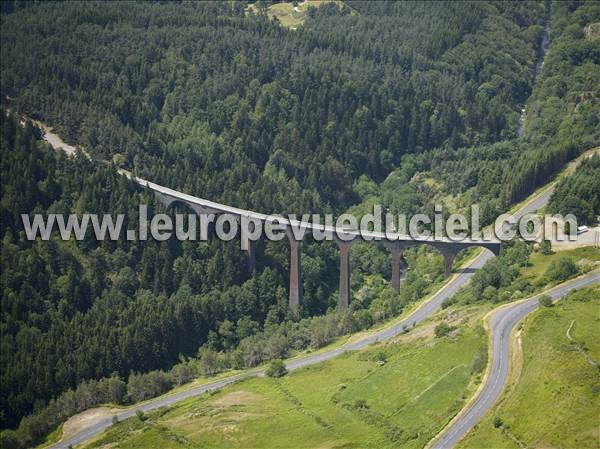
[22,113,598,449]
[47,167,557,449]
[24,113,545,449]
[50,251,495,448]
[429,270,600,449]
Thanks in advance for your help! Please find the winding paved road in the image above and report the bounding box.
[38,120,599,449]
[56,264,599,449]
[50,175,595,449]
[430,270,600,449]
[47,153,561,449]
[50,249,492,448]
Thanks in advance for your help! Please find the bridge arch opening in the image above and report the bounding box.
[416,242,499,278]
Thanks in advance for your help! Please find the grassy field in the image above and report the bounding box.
[459,286,600,449]
[57,250,594,448]
[39,250,483,447]
[247,1,346,29]
[73,250,596,449]
[82,305,488,449]
[521,246,600,284]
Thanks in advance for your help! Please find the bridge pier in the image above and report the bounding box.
[143,181,504,312]
[288,234,302,314]
[442,252,456,278]
[245,239,256,273]
[443,252,455,278]
[336,239,353,308]
[391,249,404,293]
[383,241,412,294]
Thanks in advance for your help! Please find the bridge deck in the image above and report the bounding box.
[120,169,501,253]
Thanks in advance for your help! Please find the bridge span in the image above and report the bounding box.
[120,170,501,311]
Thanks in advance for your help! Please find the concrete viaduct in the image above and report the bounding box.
[121,171,501,312]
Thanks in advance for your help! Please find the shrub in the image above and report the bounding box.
[0,430,20,449]
[483,285,497,302]
[135,410,147,422]
[471,349,487,374]
[498,290,511,302]
[106,376,127,404]
[170,362,196,386]
[198,346,219,375]
[231,349,245,370]
[538,294,553,307]
[434,322,453,338]
[493,416,503,428]
[265,359,288,378]
[127,371,173,403]
[441,297,454,309]
[354,399,369,409]
[374,351,388,363]
[264,331,290,360]
[239,335,265,368]
[539,239,553,255]
[544,257,578,283]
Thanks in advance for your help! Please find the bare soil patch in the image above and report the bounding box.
[61,407,117,441]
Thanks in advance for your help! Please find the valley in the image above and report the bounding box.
[1,1,599,448]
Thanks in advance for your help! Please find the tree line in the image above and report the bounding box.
[1,1,546,216]
[548,154,600,224]
[0,112,450,446]
[1,0,598,444]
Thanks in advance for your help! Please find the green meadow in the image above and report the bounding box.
[82,307,487,449]
[460,286,600,449]
[78,249,598,449]
[520,246,600,283]
[247,1,347,29]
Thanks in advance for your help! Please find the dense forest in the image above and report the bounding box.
[0,0,599,446]
[1,113,448,447]
[548,154,600,224]
[374,0,600,225]
[1,0,548,214]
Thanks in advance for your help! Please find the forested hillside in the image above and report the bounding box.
[1,0,599,446]
[1,115,260,429]
[0,112,448,444]
[1,1,546,214]
[376,0,600,224]
[548,154,600,224]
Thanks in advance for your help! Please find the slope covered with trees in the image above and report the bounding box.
[0,113,447,446]
[1,115,250,430]
[377,0,599,224]
[1,1,546,214]
[0,0,598,445]
[548,154,600,224]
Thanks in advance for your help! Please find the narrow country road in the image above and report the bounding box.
[429,270,600,449]
[33,117,582,449]
[49,249,493,449]
[40,126,561,449]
